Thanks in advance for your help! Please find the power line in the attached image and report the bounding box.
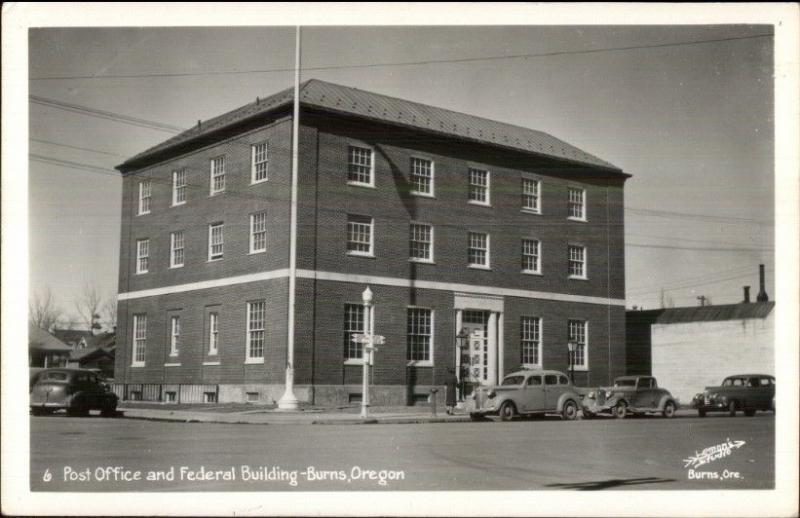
[31,138,126,157]
[626,242,772,253]
[625,206,772,226]
[30,95,183,133]
[29,33,773,81]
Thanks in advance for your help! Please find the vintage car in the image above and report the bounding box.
[581,375,678,419]
[691,374,775,417]
[30,368,118,417]
[468,369,582,421]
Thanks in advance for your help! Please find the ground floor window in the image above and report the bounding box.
[520,316,541,366]
[568,319,587,368]
[343,304,365,360]
[246,301,266,360]
[407,308,433,363]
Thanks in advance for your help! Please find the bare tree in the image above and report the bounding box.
[102,291,118,330]
[75,283,103,332]
[29,286,63,332]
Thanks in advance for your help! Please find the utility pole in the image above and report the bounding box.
[696,295,707,307]
[278,26,301,410]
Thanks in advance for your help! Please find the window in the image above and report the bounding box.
[468,168,490,205]
[346,215,373,256]
[522,239,541,274]
[136,239,149,274]
[568,320,588,369]
[545,374,558,385]
[170,231,184,268]
[210,156,226,194]
[468,232,490,268]
[343,304,365,361]
[132,314,147,366]
[208,223,224,261]
[568,245,586,279]
[250,212,268,253]
[251,142,269,183]
[172,169,187,205]
[208,312,219,355]
[407,308,433,364]
[410,157,434,196]
[568,187,586,220]
[527,375,542,386]
[246,301,266,361]
[169,316,180,356]
[522,178,541,213]
[138,180,151,215]
[347,145,374,186]
[520,317,541,366]
[409,223,433,262]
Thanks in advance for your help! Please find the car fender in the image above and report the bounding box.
[556,392,579,412]
[657,394,677,411]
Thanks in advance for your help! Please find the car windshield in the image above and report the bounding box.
[613,379,637,387]
[501,375,525,386]
[41,372,69,381]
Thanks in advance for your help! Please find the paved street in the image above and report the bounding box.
[30,413,773,491]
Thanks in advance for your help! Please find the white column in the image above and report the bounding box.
[487,312,497,385]
[497,312,504,380]
[454,310,463,375]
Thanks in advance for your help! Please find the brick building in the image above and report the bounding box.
[114,79,629,405]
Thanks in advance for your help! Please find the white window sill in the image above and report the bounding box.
[346,251,375,258]
[203,361,221,366]
[169,352,179,358]
[169,264,184,269]
[250,178,269,186]
[207,351,218,356]
[136,212,150,217]
[571,365,589,372]
[131,363,145,368]
[468,200,492,208]
[249,249,267,255]
[409,258,435,265]
[521,208,542,215]
[209,191,225,197]
[347,181,375,189]
[522,270,542,276]
[568,275,589,281]
[244,358,265,365]
[171,202,186,208]
[344,358,366,366]
[522,363,542,370]
[208,257,224,263]
[135,271,148,275]
[567,216,588,223]
[409,191,435,198]
[164,363,181,367]
[468,264,491,271]
[407,361,433,367]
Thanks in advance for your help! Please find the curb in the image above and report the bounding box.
[118,410,472,426]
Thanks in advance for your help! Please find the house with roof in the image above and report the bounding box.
[114,79,629,405]
[626,266,774,403]
[29,324,72,368]
[51,329,117,378]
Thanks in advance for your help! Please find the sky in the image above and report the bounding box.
[27,23,775,326]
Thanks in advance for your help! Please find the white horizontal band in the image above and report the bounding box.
[118,268,625,307]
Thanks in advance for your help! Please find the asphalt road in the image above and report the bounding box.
[30,413,774,491]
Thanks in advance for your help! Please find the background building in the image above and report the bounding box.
[114,79,629,405]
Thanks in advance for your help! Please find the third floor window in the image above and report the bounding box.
[138,180,151,215]
[410,157,434,196]
[251,142,269,183]
[522,178,541,213]
[210,156,226,195]
[468,168,490,205]
[568,187,586,221]
[172,169,187,205]
[346,215,373,256]
[347,145,374,186]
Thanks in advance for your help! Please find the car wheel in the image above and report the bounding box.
[613,401,627,419]
[582,410,595,420]
[744,409,756,417]
[698,409,706,418]
[728,400,737,417]
[561,400,578,421]
[662,401,677,418]
[68,398,89,417]
[100,400,117,418]
[498,402,517,422]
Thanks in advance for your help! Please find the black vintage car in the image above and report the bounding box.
[30,368,118,417]
[692,374,775,417]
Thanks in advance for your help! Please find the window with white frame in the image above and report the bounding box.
[246,301,266,360]
[208,312,219,355]
[468,168,490,205]
[407,308,432,363]
[210,156,226,194]
[468,232,489,268]
[170,231,184,268]
[520,317,541,366]
[138,180,151,215]
[568,187,586,220]
[343,304,365,361]
[522,178,541,213]
[346,215,373,256]
[208,223,224,261]
[169,316,180,356]
[136,239,149,274]
[409,223,433,262]
[568,244,586,279]
[522,239,541,274]
[132,314,147,366]
[568,320,588,368]
[250,212,268,253]
[347,145,374,186]
[251,142,269,183]
[410,157,434,196]
[172,169,187,205]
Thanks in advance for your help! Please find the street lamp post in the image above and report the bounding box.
[360,287,373,419]
[455,329,469,402]
[567,341,576,385]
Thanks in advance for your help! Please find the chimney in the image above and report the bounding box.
[743,286,751,303]
[756,264,769,302]
[197,120,202,130]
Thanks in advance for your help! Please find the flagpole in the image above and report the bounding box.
[278,26,301,410]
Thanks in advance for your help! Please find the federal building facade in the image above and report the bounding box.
[114,79,629,405]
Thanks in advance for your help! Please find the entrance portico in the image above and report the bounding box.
[454,293,504,397]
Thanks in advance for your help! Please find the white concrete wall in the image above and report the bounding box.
[651,313,774,404]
